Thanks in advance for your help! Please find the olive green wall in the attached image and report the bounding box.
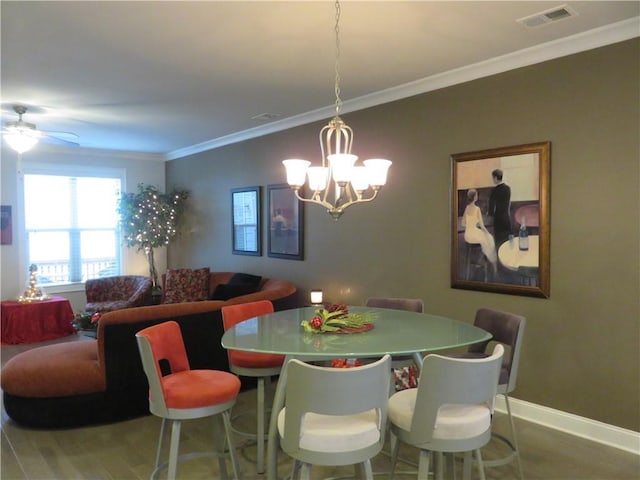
[166,39,639,431]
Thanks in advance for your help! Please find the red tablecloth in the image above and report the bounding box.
[1,296,75,345]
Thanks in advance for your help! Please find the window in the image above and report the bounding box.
[23,172,122,285]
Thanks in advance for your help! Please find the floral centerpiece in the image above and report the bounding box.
[73,311,102,332]
[301,304,377,334]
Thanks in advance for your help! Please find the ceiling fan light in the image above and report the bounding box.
[4,131,38,154]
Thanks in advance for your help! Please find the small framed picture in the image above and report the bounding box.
[1,205,12,245]
[231,186,261,256]
[267,184,303,260]
[451,142,551,298]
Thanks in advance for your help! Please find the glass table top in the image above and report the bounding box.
[221,306,491,357]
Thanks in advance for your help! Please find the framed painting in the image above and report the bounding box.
[451,142,550,298]
[231,186,261,256]
[1,205,12,245]
[267,183,303,260]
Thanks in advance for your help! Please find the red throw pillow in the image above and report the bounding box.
[163,267,210,303]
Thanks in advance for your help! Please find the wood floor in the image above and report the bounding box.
[2,335,638,480]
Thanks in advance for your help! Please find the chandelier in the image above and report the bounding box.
[282,0,391,220]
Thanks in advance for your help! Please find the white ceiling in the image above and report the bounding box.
[1,1,638,159]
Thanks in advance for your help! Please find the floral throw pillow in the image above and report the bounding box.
[163,267,210,303]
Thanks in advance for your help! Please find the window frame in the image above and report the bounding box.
[19,163,126,292]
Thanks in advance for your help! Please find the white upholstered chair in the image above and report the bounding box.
[388,344,504,480]
[277,355,391,480]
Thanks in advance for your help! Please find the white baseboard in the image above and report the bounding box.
[495,396,640,455]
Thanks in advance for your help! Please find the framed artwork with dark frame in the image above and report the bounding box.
[231,186,261,256]
[451,142,550,298]
[267,183,304,260]
[1,205,12,245]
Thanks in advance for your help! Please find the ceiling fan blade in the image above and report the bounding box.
[2,105,80,149]
[40,130,79,147]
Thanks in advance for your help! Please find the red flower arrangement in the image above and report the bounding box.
[73,311,102,331]
[301,304,376,334]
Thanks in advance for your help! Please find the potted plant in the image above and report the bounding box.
[73,311,102,337]
[117,183,189,291]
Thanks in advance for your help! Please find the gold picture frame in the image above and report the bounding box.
[451,142,550,298]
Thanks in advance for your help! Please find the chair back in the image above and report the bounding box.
[365,297,424,313]
[281,355,391,459]
[136,321,190,416]
[409,344,504,446]
[469,308,526,393]
[221,300,284,371]
[222,300,274,330]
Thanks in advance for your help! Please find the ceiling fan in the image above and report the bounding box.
[2,105,79,153]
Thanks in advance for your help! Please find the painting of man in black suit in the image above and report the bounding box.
[489,169,511,246]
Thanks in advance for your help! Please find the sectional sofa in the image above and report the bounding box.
[1,271,298,428]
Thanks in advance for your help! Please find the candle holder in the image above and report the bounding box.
[310,289,323,306]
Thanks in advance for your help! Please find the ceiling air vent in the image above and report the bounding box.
[517,4,578,28]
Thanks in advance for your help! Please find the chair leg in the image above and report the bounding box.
[475,449,486,480]
[462,451,472,480]
[446,453,456,480]
[300,462,312,480]
[291,460,303,480]
[153,418,168,476]
[417,450,431,480]
[168,419,182,480]
[212,415,230,480]
[389,433,400,480]
[435,452,444,480]
[221,410,242,480]
[505,394,525,480]
[354,460,374,480]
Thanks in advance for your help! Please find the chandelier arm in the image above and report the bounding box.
[293,190,336,211]
[337,190,380,211]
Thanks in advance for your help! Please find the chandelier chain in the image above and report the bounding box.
[334,0,342,116]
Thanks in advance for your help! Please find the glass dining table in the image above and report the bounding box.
[221,306,491,480]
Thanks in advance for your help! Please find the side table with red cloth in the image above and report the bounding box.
[1,296,75,345]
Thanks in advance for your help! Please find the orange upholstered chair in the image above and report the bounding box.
[221,300,285,474]
[136,321,242,480]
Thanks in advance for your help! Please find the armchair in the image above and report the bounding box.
[85,275,153,312]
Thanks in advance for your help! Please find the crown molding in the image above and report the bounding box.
[166,16,640,161]
[18,143,165,162]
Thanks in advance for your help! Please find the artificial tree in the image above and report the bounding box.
[117,183,189,290]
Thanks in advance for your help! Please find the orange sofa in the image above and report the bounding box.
[1,272,298,428]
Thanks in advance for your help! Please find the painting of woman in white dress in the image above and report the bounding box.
[461,189,497,276]
[451,142,550,298]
